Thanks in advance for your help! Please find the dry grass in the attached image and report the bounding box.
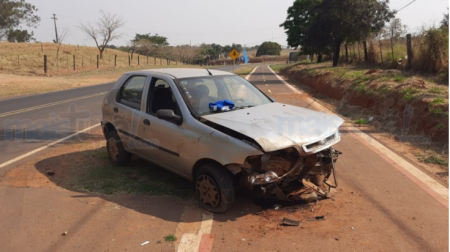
[233,65,257,76]
[0,64,201,99]
[0,42,181,76]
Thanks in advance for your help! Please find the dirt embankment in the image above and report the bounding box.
[280,66,449,144]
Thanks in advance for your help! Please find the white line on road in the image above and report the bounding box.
[177,213,213,252]
[244,66,258,81]
[266,65,449,203]
[0,92,106,118]
[0,123,101,169]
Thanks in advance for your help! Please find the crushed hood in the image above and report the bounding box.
[202,103,344,152]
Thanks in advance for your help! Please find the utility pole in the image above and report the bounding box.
[51,14,58,43]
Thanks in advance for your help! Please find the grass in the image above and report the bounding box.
[430,98,445,106]
[233,66,256,76]
[0,42,181,76]
[355,118,369,124]
[270,64,290,72]
[430,87,442,94]
[393,75,406,82]
[71,146,194,198]
[353,84,367,92]
[0,64,201,99]
[416,153,449,166]
[164,234,177,242]
[402,87,418,102]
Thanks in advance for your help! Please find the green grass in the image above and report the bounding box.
[164,234,177,242]
[353,75,371,85]
[430,87,442,94]
[353,84,367,92]
[416,153,449,167]
[270,64,289,72]
[423,156,448,166]
[402,87,418,102]
[430,98,445,106]
[72,147,194,198]
[233,66,256,76]
[355,118,369,124]
[393,75,406,82]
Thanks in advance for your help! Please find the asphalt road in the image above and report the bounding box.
[0,65,247,174]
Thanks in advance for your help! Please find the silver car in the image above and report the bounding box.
[101,68,343,213]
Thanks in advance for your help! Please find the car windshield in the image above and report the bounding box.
[177,75,272,115]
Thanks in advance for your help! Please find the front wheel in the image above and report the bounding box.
[195,163,235,213]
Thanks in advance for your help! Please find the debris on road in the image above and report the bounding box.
[273,204,282,210]
[46,170,55,176]
[141,241,149,246]
[307,216,325,222]
[62,231,68,236]
[281,218,300,226]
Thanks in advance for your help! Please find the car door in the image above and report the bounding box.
[112,75,149,150]
[134,76,188,175]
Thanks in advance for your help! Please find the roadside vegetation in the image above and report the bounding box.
[0,64,201,99]
[272,61,449,172]
[233,66,256,76]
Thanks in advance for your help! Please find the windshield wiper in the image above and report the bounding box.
[234,105,255,110]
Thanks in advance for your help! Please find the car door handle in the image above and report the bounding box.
[113,107,119,113]
[143,119,150,126]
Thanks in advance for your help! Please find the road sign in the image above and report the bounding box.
[229,49,240,60]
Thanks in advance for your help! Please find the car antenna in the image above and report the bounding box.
[205,68,213,76]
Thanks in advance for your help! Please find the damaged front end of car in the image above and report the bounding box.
[234,145,342,203]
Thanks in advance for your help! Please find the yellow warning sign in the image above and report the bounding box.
[229,49,240,60]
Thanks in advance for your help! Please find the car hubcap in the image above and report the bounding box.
[196,175,220,207]
[108,138,119,162]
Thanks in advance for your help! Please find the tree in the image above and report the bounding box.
[6,29,34,42]
[256,41,282,56]
[130,33,168,58]
[55,27,69,68]
[383,18,407,61]
[79,11,124,59]
[441,8,449,29]
[280,0,395,66]
[0,0,40,40]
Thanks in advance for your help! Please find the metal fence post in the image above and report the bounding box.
[73,55,76,70]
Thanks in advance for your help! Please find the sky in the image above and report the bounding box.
[24,0,449,48]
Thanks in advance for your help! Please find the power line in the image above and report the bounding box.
[397,0,417,12]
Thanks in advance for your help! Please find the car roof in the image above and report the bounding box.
[124,68,235,79]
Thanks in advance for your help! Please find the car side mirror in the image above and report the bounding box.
[270,97,277,102]
[156,109,182,124]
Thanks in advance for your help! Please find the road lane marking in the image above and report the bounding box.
[244,66,258,81]
[0,92,106,118]
[0,123,100,169]
[265,65,449,207]
[177,213,214,252]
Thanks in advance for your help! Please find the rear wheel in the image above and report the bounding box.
[195,163,235,213]
[106,131,131,166]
